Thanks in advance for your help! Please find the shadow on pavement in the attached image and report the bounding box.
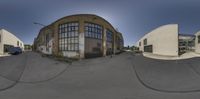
[131,53,200,93]
[0,52,69,91]
[0,51,112,92]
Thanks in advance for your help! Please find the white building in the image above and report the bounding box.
[136,24,179,56]
[195,31,200,53]
[0,29,24,55]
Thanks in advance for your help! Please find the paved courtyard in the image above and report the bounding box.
[0,52,200,99]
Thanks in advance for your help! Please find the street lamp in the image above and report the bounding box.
[33,22,53,54]
[33,22,46,27]
[33,22,54,37]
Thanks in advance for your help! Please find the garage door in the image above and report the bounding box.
[144,45,153,53]
[4,44,14,52]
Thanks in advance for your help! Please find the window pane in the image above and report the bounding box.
[70,38,74,43]
[84,22,102,39]
[67,38,70,43]
[75,38,78,43]
[58,22,79,51]
[106,29,113,42]
[71,44,75,51]
[72,32,75,37]
[75,32,78,36]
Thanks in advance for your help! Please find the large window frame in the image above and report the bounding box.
[58,22,79,51]
[84,22,103,39]
[106,29,113,43]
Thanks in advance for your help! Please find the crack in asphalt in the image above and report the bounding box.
[3,52,200,93]
[0,53,113,92]
[0,53,71,92]
[0,53,28,92]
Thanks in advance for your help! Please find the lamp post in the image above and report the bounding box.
[33,22,54,37]
[33,22,53,54]
[33,22,46,27]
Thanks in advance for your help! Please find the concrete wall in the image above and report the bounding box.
[79,32,85,58]
[85,38,102,54]
[0,30,3,54]
[62,51,79,58]
[136,24,179,56]
[0,29,24,54]
[38,39,53,55]
[195,31,200,53]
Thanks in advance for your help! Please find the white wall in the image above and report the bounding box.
[39,39,53,55]
[136,24,179,56]
[0,29,24,54]
[0,30,3,54]
[195,31,200,53]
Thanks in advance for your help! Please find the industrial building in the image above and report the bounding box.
[34,14,124,58]
[0,29,24,55]
[136,24,198,56]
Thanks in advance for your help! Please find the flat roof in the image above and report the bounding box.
[179,34,195,37]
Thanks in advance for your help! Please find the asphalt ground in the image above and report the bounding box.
[0,52,200,99]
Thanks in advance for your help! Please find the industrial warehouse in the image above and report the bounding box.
[34,14,124,58]
[136,24,200,56]
[0,29,24,55]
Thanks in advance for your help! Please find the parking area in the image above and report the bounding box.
[1,52,200,99]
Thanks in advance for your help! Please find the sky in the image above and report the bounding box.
[1,0,200,46]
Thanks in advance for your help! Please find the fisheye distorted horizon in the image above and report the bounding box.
[0,0,200,46]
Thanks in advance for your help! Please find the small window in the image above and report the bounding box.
[17,41,19,46]
[198,35,200,43]
[139,42,141,46]
[143,38,147,45]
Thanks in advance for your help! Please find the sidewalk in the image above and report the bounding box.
[134,54,200,93]
[143,52,200,60]
[0,54,10,57]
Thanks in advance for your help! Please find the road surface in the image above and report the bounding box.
[0,52,200,99]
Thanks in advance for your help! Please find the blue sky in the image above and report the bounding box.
[0,0,200,46]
